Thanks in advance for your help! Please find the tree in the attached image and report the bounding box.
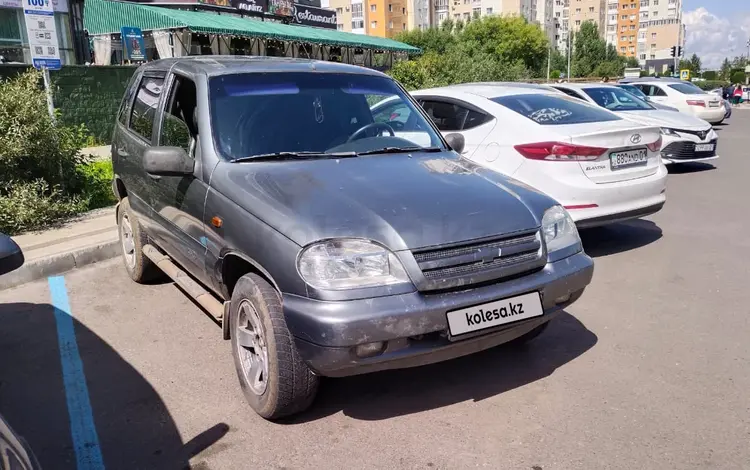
[625,56,640,68]
[702,70,717,80]
[571,21,607,77]
[395,27,455,56]
[688,53,702,74]
[454,19,465,34]
[441,18,455,33]
[730,71,746,85]
[720,58,732,80]
[460,15,549,75]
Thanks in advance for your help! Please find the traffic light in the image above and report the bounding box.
[678,46,683,57]
[670,46,676,58]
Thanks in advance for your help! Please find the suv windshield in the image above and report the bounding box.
[491,93,621,125]
[583,87,654,111]
[209,72,444,160]
[668,83,705,95]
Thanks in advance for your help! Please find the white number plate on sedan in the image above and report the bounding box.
[610,148,648,170]
[695,143,715,152]
[446,292,543,337]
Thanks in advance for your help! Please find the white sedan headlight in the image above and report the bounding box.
[298,239,409,290]
[660,128,680,137]
[542,206,581,254]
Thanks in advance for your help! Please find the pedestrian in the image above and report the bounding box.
[733,83,743,106]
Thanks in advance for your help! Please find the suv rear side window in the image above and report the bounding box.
[117,73,140,126]
[129,75,165,142]
[491,94,621,125]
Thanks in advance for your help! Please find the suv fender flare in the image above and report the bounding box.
[217,251,281,296]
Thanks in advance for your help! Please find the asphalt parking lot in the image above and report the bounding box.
[2,112,749,470]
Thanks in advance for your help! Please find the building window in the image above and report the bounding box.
[629,35,634,41]
[388,3,392,11]
[473,7,480,16]
[621,46,626,52]
[388,20,393,28]
[630,24,636,29]
[650,43,655,48]
[621,35,626,41]
[629,46,635,53]
[403,22,406,28]
[640,0,648,6]
[575,19,580,25]
[651,32,656,38]
[653,10,658,16]
[638,30,646,38]
[621,25,627,31]
[463,12,470,19]
[621,14,627,19]
[653,0,658,4]
[336,7,343,13]
[352,19,364,28]
[640,53,646,59]
[575,7,580,12]
[402,7,406,13]
[589,6,594,12]
[607,25,615,31]
[370,20,377,27]
[352,3,363,16]
[337,23,344,30]
[486,7,493,14]
[370,4,376,12]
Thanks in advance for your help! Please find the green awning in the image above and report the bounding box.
[84,0,420,53]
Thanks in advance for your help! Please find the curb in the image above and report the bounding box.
[0,239,122,291]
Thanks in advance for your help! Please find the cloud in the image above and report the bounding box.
[683,7,750,69]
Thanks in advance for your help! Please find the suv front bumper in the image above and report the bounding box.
[282,251,594,377]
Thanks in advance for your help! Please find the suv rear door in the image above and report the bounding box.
[114,70,165,223]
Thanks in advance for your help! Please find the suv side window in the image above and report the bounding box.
[117,73,139,126]
[129,75,165,142]
[160,75,198,156]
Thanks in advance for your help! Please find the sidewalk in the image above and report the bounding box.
[0,207,120,290]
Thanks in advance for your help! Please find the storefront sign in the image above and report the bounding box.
[292,4,336,29]
[294,0,321,7]
[1,0,67,12]
[268,0,293,17]
[198,0,232,7]
[232,0,266,13]
[23,0,61,70]
[121,26,146,61]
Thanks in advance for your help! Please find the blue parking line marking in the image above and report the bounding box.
[48,276,105,470]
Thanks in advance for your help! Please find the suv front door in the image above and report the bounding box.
[147,73,211,285]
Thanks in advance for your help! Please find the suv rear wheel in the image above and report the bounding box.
[117,197,160,283]
[229,273,319,419]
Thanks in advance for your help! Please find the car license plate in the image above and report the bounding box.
[709,102,720,108]
[695,143,715,152]
[446,292,543,337]
[610,148,648,170]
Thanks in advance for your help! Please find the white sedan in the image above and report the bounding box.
[630,80,725,124]
[550,83,719,164]
[399,85,667,228]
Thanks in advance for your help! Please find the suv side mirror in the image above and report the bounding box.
[445,133,465,155]
[143,147,194,177]
[0,233,23,276]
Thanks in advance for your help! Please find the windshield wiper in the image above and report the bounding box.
[356,146,443,156]
[230,151,357,163]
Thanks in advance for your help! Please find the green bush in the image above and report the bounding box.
[730,72,746,85]
[693,80,729,91]
[0,69,114,234]
[75,160,116,210]
[0,180,85,234]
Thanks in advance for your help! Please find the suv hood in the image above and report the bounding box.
[617,109,711,131]
[214,152,555,250]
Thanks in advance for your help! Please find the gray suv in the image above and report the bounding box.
[111,57,594,419]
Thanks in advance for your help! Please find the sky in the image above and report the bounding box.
[682,0,750,69]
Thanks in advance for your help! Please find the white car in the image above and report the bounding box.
[396,85,667,228]
[550,83,719,165]
[629,80,725,124]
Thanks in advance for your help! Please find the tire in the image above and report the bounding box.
[117,197,161,283]
[230,273,319,420]
[509,321,550,347]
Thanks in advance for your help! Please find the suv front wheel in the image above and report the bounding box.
[229,273,319,420]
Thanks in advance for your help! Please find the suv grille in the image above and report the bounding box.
[412,231,545,291]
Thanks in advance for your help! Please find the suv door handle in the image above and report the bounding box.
[116,147,129,157]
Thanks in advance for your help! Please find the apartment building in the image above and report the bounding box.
[329,0,407,37]
[604,0,683,67]
[409,0,431,29]
[450,0,480,23]
[568,0,605,33]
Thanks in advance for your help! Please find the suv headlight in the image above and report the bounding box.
[660,128,679,137]
[542,206,581,255]
[298,239,410,290]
